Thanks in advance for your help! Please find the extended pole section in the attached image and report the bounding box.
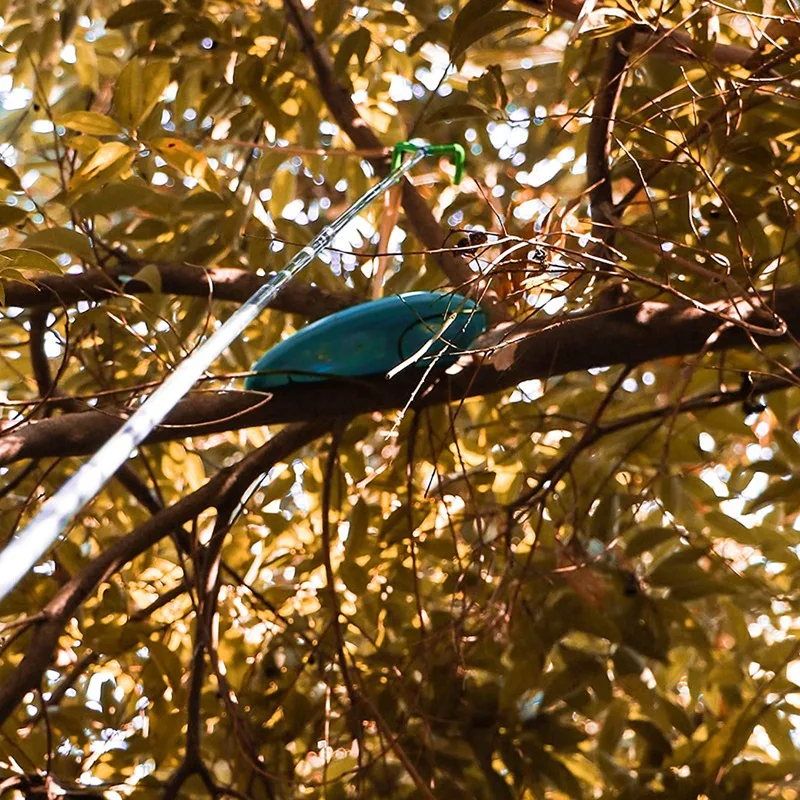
[0,141,465,604]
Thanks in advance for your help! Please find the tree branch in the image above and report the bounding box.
[3,285,799,465]
[320,424,360,710]
[4,262,358,319]
[0,419,331,725]
[587,27,636,257]
[281,0,509,320]
[508,363,781,513]
[164,452,278,800]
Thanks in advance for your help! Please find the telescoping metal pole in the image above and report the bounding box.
[0,141,466,603]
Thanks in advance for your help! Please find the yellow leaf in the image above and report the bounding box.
[269,168,295,218]
[115,59,170,128]
[70,142,134,195]
[152,137,220,194]
[57,111,126,136]
[68,134,103,155]
[74,38,99,91]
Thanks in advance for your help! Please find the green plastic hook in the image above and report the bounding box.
[391,141,466,184]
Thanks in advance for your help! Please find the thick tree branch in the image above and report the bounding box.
[3,262,357,318]
[587,28,636,257]
[0,419,331,725]
[29,310,58,400]
[2,286,798,465]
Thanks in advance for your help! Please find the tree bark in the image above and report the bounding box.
[1,286,795,465]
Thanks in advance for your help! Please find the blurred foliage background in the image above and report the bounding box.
[3,0,800,798]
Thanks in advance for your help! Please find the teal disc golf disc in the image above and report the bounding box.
[245,291,486,390]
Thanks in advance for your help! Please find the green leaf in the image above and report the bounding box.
[269,168,296,218]
[130,263,162,294]
[648,563,732,600]
[745,474,800,512]
[0,205,27,227]
[451,0,508,39]
[425,103,487,124]
[146,639,183,691]
[625,527,679,557]
[128,218,171,241]
[450,9,531,59]
[23,228,94,260]
[141,62,172,122]
[373,11,408,26]
[725,759,800,787]
[0,248,62,273]
[541,660,596,709]
[756,637,800,673]
[702,706,762,779]
[660,473,686,518]
[73,38,99,91]
[333,28,371,75]
[0,161,22,192]
[599,698,628,754]
[339,559,369,593]
[756,708,796,761]
[590,493,620,542]
[181,192,229,214]
[325,754,357,782]
[116,60,170,127]
[107,0,165,28]
[535,749,583,797]
[56,111,126,136]
[75,180,149,216]
[317,0,348,39]
[115,60,142,129]
[629,719,673,766]
[346,498,370,557]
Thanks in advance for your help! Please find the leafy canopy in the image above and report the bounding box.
[3,1,800,799]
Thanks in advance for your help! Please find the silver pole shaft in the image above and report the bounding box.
[0,147,428,603]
